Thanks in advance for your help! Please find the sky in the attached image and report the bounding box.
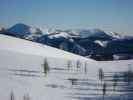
[0,0,133,35]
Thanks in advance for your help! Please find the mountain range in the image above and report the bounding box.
[1,23,133,61]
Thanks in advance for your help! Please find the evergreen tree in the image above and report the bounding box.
[42,58,50,76]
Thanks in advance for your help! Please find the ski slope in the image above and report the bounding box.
[0,34,133,100]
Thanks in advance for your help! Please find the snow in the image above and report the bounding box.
[7,23,132,41]
[0,34,94,62]
[94,40,107,47]
[106,32,124,39]
[29,27,38,34]
[0,34,133,100]
[68,29,109,38]
[49,32,71,39]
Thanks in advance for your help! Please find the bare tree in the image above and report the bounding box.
[98,68,104,81]
[67,60,72,70]
[76,60,81,71]
[42,58,50,76]
[127,66,132,85]
[68,78,78,85]
[10,91,15,100]
[113,73,118,91]
[84,62,87,74]
[102,82,107,98]
[23,93,30,100]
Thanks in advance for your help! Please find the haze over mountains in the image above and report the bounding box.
[1,23,133,61]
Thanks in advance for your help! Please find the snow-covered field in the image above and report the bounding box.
[0,34,133,100]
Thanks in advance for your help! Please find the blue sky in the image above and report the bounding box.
[0,0,133,35]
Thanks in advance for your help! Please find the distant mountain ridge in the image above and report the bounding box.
[1,23,133,61]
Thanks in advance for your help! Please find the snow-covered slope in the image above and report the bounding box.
[0,34,96,100]
[0,34,94,61]
[0,34,133,100]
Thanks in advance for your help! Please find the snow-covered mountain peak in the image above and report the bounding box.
[106,32,124,39]
[6,23,126,40]
[7,23,31,35]
[63,28,111,39]
[29,27,40,34]
[49,32,71,39]
[6,23,51,40]
[94,40,108,47]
